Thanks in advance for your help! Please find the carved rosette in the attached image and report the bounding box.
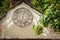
[13,8,33,27]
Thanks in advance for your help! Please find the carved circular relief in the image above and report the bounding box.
[13,8,33,27]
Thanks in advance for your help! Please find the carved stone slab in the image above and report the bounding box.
[2,3,42,38]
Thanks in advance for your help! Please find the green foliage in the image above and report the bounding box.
[32,0,60,34]
[33,23,44,35]
[0,0,9,17]
[33,16,44,35]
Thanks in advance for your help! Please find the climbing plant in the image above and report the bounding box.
[32,0,60,35]
[0,0,9,18]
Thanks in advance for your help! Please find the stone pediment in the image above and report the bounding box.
[2,2,42,38]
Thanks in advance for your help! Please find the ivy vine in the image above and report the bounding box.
[0,0,9,18]
[32,0,60,35]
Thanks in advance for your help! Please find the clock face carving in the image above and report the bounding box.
[13,8,33,27]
